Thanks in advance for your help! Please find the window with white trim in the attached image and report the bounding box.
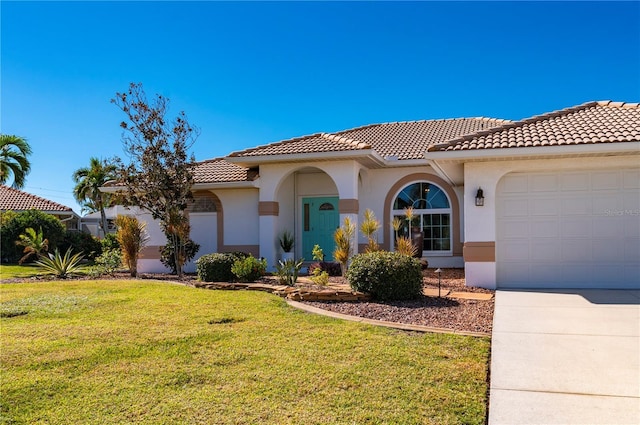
[392,182,452,254]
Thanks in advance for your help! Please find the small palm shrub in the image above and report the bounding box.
[347,251,423,301]
[231,255,267,282]
[275,258,304,286]
[1,209,65,263]
[36,248,85,278]
[196,253,237,282]
[15,227,49,264]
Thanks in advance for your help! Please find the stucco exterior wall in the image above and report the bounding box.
[214,188,259,247]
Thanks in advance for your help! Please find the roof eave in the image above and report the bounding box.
[425,141,640,162]
[225,149,385,167]
[193,180,259,190]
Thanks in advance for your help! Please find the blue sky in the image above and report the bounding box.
[2,1,639,214]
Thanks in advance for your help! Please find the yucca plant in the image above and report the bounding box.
[36,248,84,278]
[333,216,355,276]
[115,215,149,277]
[360,209,380,253]
[404,207,416,239]
[395,236,417,257]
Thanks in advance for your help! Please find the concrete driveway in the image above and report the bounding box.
[488,289,640,425]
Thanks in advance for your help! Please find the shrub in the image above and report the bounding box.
[0,209,65,263]
[196,253,237,282]
[310,268,329,286]
[101,233,120,251]
[60,230,102,260]
[160,239,200,274]
[89,248,122,277]
[274,258,304,286]
[347,251,423,301]
[36,248,85,278]
[231,255,267,282]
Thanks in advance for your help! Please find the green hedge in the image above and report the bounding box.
[196,252,249,282]
[0,210,66,263]
[346,251,423,301]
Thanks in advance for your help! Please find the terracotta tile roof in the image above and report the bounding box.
[429,101,640,152]
[336,118,511,160]
[192,158,258,184]
[227,132,372,158]
[228,118,510,161]
[0,185,74,212]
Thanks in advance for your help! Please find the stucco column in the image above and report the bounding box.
[338,198,360,256]
[463,163,505,289]
[259,201,279,271]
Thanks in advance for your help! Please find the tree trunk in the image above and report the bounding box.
[100,207,108,238]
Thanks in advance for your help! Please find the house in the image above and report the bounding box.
[116,101,640,288]
[0,185,80,229]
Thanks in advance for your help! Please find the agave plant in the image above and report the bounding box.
[275,258,304,286]
[36,248,85,278]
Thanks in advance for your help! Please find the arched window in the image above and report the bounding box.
[392,182,452,253]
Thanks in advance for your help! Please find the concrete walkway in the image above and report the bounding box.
[489,289,640,424]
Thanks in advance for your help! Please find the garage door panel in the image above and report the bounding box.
[562,197,591,215]
[623,170,640,189]
[530,265,564,285]
[624,239,640,261]
[531,220,559,238]
[532,199,560,216]
[592,171,620,190]
[593,240,622,261]
[502,220,529,238]
[562,240,592,262]
[561,217,592,237]
[592,216,624,238]
[501,174,529,193]
[531,242,561,261]
[502,199,529,217]
[561,173,589,191]
[497,168,640,289]
[500,241,530,261]
[531,174,558,192]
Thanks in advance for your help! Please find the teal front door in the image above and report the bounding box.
[302,197,339,261]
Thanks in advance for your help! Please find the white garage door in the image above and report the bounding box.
[496,169,640,289]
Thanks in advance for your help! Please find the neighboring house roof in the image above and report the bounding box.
[428,101,640,152]
[228,117,510,161]
[0,185,75,213]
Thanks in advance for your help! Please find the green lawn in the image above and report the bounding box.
[1,280,490,424]
[0,263,43,279]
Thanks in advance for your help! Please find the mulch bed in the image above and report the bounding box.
[301,268,494,335]
[2,268,494,335]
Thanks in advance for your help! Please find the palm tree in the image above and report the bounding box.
[0,134,32,189]
[72,157,117,237]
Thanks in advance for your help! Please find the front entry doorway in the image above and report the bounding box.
[302,197,339,261]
